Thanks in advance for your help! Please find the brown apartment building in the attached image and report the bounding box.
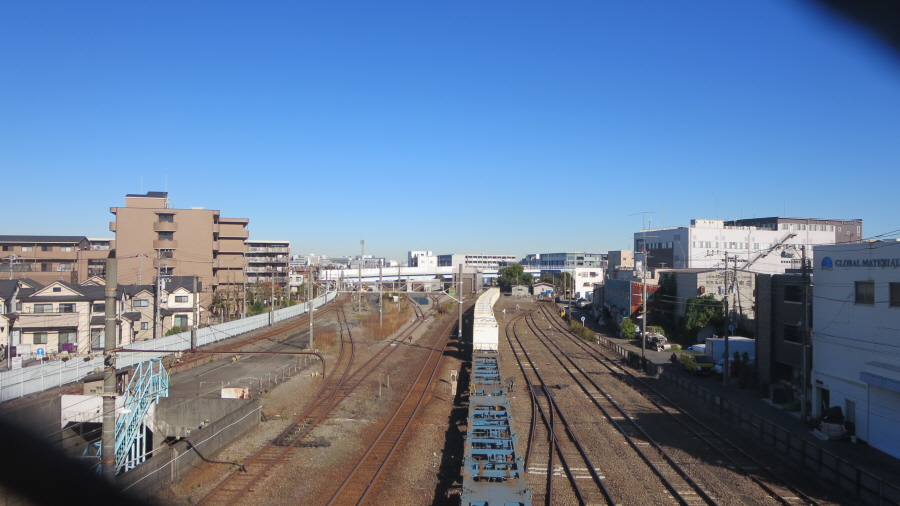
[0,236,113,285]
[109,192,248,311]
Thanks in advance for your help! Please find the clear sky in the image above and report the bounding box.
[2,1,898,262]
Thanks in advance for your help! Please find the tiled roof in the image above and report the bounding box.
[0,235,89,244]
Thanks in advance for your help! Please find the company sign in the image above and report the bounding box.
[821,256,900,269]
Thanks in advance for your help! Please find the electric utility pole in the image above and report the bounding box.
[458,263,464,341]
[308,267,314,349]
[358,240,364,312]
[379,263,383,328]
[101,254,117,480]
[801,246,810,421]
[723,253,731,386]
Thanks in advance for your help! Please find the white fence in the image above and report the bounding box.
[0,292,336,403]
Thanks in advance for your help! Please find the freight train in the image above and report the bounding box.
[460,287,532,506]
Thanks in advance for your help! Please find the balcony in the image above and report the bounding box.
[109,221,117,232]
[153,258,178,268]
[152,221,178,232]
[219,228,249,240]
[153,239,178,250]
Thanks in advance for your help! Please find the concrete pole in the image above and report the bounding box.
[191,275,198,349]
[242,253,247,319]
[102,255,117,480]
[358,240,364,312]
[308,268,314,349]
[458,264,463,341]
[379,264,383,328]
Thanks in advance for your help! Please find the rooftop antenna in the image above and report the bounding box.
[629,211,655,230]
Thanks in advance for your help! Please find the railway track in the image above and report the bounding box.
[506,313,614,506]
[325,306,458,505]
[536,303,821,506]
[196,304,356,506]
[167,303,338,375]
[198,296,441,505]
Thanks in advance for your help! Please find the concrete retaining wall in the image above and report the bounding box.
[116,398,261,499]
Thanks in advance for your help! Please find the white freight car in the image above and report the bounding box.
[472,288,500,352]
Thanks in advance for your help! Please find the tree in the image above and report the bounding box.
[497,264,532,291]
[684,294,724,338]
[621,317,636,339]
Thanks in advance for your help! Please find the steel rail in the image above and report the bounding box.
[538,303,821,506]
[524,310,713,506]
[196,304,356,506]
[504,314,597,506]
[326,312,458,505]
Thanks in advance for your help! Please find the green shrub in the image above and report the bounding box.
[568,322,597,343]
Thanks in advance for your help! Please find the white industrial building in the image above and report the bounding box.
[408,250,438,268]
[634,219,834,274]
[811,241,900,459]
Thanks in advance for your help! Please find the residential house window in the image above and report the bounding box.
[174,315,188,328]
[41,246,53,252]
[134,299,149,307]
[58,330,77,352]
[53,287,61,292]
[158,213,174,223]
[855,281,875,305]
[61,247,73,252]
[141,322,149,330]
[784,285,804,303]
[59,303,75,313]
[91,329,103,350]
[21,246,32,252]
[34,303,53,313]
[41,263,53,272]
[175,295,189,303]
[158,232,174,241]
[33,332,48,345]
[1,246,8,251]
[92,303,105,313]
[890,283,900,307]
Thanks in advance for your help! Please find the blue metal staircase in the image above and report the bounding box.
[115,358,168,474]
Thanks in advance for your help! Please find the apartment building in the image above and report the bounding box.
[245,240,290,289]
[634,219,834,274]
[109,192,248,308]
[0,235,114,285]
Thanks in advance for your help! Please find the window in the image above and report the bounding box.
[21,246,32,252]
[134,299,149,307]
[33,332,48,345]
[58,263,72,272]
[59,330,77,344]
[34,303,53,313]
[61,246,73,252]
[59,303,75,313]
[158,213,174,223]
[1,245,8,251]
[160,250,174,260]
[141,322,149,330]
[175,295,188,303]
[52,287,61,292]
[41,263,52,272]
[92,303,105,313]
[91,329,103,350]
[784,285,804,303]
[158,232,174,241]
[891,283,900,307]
[855,281,875,305]
[783,324,801,343]
[41,246,53,252]
[174,315,188,328]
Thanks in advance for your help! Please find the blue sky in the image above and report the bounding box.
[2,1,898,262]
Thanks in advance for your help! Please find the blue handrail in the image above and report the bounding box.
[114,358,168,473]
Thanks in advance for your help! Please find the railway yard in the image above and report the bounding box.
[144,293,856,506]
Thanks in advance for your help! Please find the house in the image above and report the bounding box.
[511,285,529,297]
[533,282,554,296]
[9,280,139,358]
